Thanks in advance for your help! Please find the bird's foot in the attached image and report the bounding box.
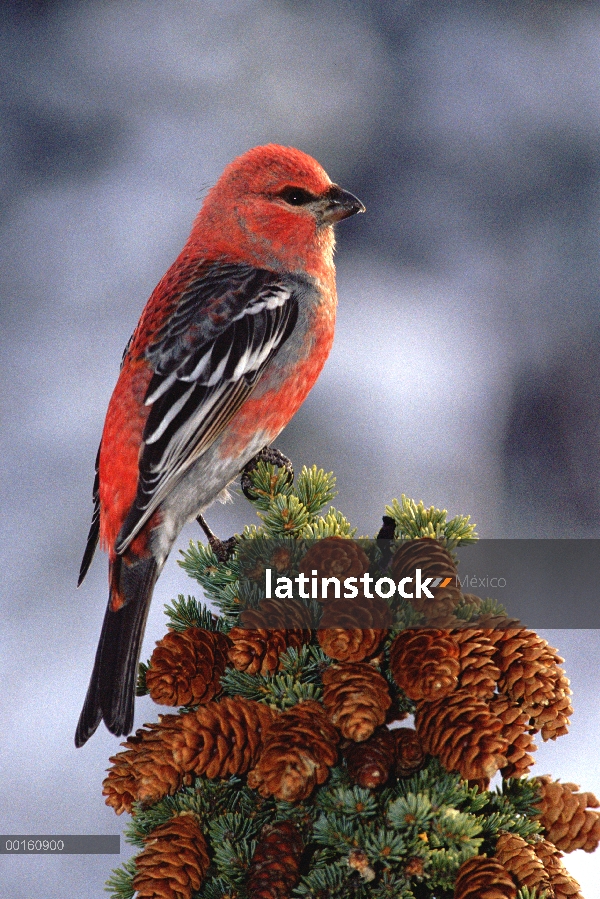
[240,445,294,500]
[196,513,237,562]
[376,515,396,568]
[376,515,396,541]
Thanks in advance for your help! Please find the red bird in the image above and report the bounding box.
[75,144,364,746]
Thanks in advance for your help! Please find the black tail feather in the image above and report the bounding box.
[75,556,158,748]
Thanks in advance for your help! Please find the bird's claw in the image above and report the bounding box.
[241,446,294,500]
[196,514,237,562]
[210,535,238,563]
[376,515,396,568]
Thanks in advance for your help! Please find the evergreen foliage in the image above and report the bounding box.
[384,495,477,550]
[105,462,585,899]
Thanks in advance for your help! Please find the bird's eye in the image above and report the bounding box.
[277,186,315,206]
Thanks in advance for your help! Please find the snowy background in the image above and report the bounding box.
[2,1,600,895]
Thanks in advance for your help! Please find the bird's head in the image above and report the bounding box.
[188,144,364,276]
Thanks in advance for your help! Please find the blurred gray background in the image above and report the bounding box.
[2,1,600,895]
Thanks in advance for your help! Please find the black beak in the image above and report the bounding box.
[319,184,365,224]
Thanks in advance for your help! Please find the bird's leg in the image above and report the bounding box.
[240,445,294,500]
[196,513,237,562]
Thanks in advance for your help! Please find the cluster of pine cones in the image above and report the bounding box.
[103,536,599,899]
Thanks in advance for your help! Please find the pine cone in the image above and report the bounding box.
[452,627,501,700]
[317,591,392,662]
[166,697,277,779]
[103,715,185,814]
[533,669,573,742]
[494,832,550,893]
[322,662,392,742]
[228,627,302,675]
[390,537,461,620]
[242,544,295,583]
[393,727,426,778]
[298,536,370,601]
[389,628,460,701]
[342,726,396,788]
[415,690,508,781]
[247,821,304,899]
[489,696,537,779]
[240,596,312,631]
[533,838,583,898]
[133,812,210,899]
[535,775,600,852]
[247,700,338,802]
[454,855,517,899]
[492,629,573,739]
[146,627,231,707]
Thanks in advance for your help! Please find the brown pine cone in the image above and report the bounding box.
[247,700,338,802]
[390,537,461,620]
[342,726,396,788]
[533,669,573,742]
[415,689,508,781]
[298,536,370,601]
[454,855,517,899]
[494,832,550,893]
[166,697,277,780]
[389,628,460,701]
[242,544,294,583]
[133,812,210,899]
[228,627,301,675]
[317,591,392,662]
[491,629,573,739]
[393,727,426,778]
[240,596,312,631]
[533,838,583,898]
[489,696,537,779]
[322,662,392,742]
[452,627,501,700]
[247,821,304,899]
[535,775,600,852]
[146,628,231,707]
[103,715,185,814]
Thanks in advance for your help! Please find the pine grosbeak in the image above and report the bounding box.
[75,144,364,746]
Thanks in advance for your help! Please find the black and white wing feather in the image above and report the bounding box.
[115,262,299,553]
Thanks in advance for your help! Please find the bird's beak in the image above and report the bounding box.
[318,184,365,224]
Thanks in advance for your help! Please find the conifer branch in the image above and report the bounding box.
[100,463,592,899]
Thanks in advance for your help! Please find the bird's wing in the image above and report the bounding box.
[115,262,300,554]
[78,331,138,584]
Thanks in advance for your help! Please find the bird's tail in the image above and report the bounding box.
[75,554,158,748]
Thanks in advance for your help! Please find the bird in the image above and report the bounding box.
[75,143,364,747]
